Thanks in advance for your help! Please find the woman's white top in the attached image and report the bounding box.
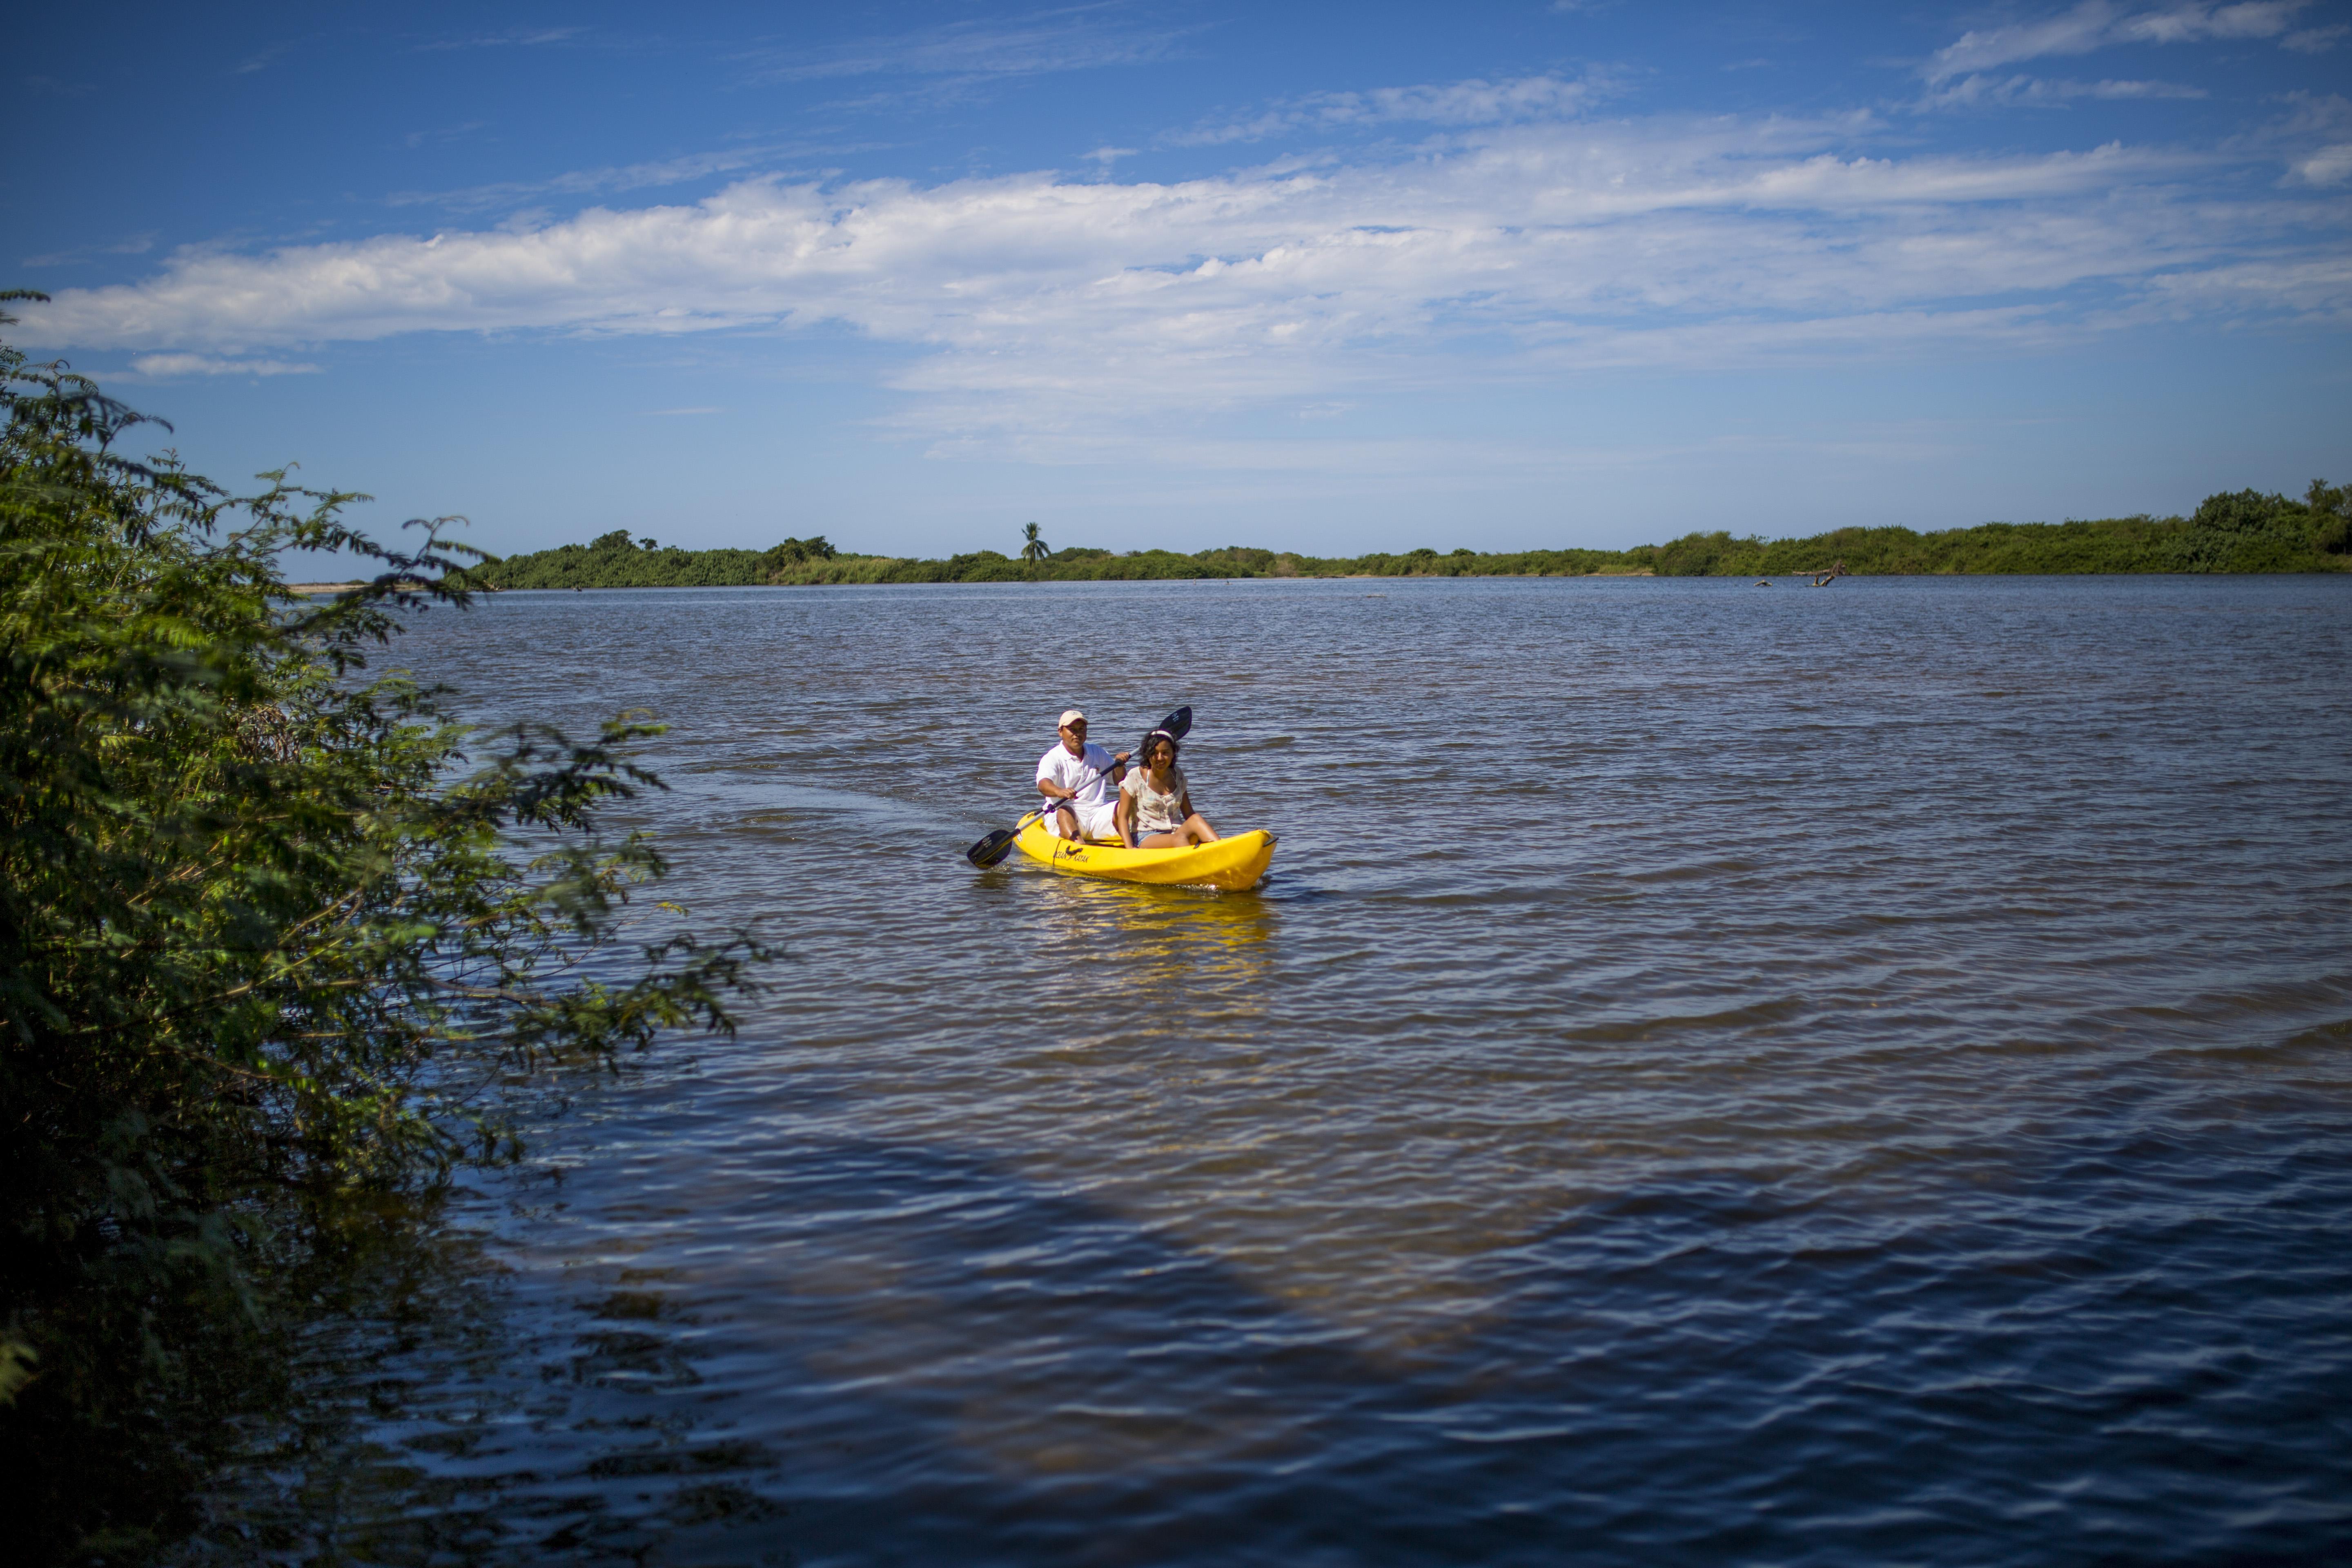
[1121,764,1188,834]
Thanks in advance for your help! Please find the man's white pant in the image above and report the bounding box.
[1044,799,1118,840]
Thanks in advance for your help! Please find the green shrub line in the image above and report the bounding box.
[463,489,2352,591]
[0,310,765,1558]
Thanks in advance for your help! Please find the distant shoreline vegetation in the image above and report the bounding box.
[463,484,2352,590]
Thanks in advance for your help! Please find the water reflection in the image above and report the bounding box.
[1030,875,1278,985]
[178,1180,799,1567]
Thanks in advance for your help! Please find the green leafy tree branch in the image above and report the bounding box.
[0,302,766,1554]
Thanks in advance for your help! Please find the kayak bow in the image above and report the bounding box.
[1012,819,1276,891]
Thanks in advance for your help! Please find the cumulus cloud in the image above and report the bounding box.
[1927,1,2318,80]
[15,100,2346,454]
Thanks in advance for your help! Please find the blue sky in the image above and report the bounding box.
[7,2,2350,559]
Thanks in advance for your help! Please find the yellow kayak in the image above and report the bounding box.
[1012,818,1276,891]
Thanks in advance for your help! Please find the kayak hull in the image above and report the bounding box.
[1012,820,1276,891]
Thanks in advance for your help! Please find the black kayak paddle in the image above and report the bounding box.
[965,705,1192,868]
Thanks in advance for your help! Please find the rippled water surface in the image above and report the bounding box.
[201,577,2352,1566]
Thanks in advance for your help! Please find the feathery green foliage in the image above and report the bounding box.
[0,307,763,1559]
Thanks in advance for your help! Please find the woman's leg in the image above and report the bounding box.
[1140,818,1221,848]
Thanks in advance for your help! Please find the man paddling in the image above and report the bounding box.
[1037,709,1128,842]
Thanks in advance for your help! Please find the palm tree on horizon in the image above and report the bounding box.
[1020,521,1049,573]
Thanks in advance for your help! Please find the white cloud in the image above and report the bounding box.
[22,232,156,268]
[1169,74,1604,145]
[1928,1,2317,80]
[416,27,585,52]
[1922,73,2209,108]
[127,353,321,378]
[15,99,2345,457]
[2284,22,2350,49]
[401,120,488,151]
[2289,142,2352,183]
[384,142,879,212]
[2139,253,2352,310]
[744,9,1192,83]
[234,40,300,76]
[2231,90,2352,183]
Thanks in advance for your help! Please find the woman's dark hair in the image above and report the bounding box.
[1144,729,1180,762]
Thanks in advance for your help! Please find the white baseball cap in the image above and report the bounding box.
[1058,708,1087,728]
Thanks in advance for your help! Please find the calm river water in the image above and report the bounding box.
[194,576,2352,1566]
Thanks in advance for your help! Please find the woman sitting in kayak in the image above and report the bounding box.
[1116,729,1221,849]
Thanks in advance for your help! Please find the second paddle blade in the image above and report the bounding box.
[1140,705,1192,759]
[965,828,1020,868]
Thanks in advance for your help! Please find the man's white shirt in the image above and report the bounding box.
[1037,742,1117,807]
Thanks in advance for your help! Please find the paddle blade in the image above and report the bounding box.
[965,828,1020,868]
[1135,706,1193,770]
